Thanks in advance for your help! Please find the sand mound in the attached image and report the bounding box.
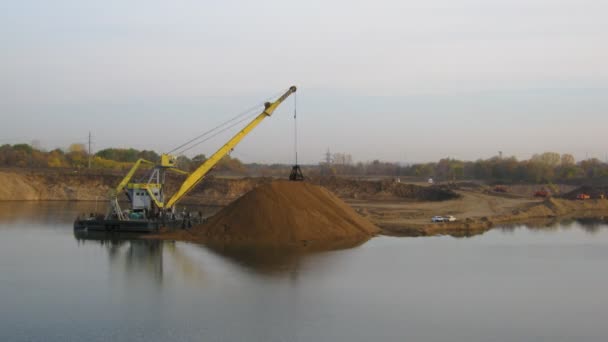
[185,180,380,246]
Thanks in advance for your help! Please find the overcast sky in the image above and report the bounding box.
[1,0,607,164]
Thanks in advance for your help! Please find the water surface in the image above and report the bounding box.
[1,202,608,341]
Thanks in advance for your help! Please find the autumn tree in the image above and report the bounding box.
[561,154,575,166]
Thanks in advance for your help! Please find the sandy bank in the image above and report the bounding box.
[0,169,118,201]
[378,198,608,237]
[0,168,266,204]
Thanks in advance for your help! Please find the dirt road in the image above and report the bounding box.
[349,190,538,226]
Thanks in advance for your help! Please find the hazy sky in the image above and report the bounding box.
[1,0,607,164]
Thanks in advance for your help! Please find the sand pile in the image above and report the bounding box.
[182,180,380,246]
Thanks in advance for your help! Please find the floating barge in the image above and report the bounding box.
[73,213,199,233]
[73,217,160,233]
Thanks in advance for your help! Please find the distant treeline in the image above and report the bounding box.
[403,153,608,183]
[326,152,608,183]
[0,144,245,173]
[2,144,607,183]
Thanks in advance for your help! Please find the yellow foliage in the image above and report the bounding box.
[69,143,86,153]
[91,156,133,170]
[47,157,64,168]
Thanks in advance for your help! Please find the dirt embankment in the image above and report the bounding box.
[0,169,120,201]
[0,169,460,205]
[0,168,267,204]
[154,181,380,247]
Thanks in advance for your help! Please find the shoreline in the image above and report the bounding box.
[3,168,608,240]
[377,198,608,237]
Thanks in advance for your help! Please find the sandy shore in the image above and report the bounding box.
[348,189,608,237]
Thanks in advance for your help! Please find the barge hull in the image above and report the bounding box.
[74,219,159,233]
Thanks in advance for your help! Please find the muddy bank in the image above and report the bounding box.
[0,168,267,204]
[380,198,608,237]
[0,169,121,201]
[0,169,460,205]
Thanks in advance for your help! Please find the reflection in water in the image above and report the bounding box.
[0,201,221,225]
[74,231,165,285]
[497,216,608,235]
[201,239,366,276]
[0,201,104,224]
[73,232,210,287]
[73,230,367,282]
[72,214,608,283]
[571,217,608,233]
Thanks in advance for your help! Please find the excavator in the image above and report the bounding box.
[74,86,297,232]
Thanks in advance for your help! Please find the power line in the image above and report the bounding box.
[324,148,332,164]
[88,131,92,168]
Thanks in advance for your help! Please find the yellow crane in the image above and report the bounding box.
[165,85,297,208]
[79,86,297,231]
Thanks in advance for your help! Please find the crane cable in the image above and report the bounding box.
[293,92,298,165]
[167,103,261,155]
[176,111,260,155]
[167,90,285,155]
[288,90,304,181]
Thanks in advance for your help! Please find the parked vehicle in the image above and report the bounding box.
[443,215,457,222]
[576,193,591,200]
[534,190,548,198]
[431,216,445,222]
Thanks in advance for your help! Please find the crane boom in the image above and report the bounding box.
[115,158,155,194]
[165,85,297,209]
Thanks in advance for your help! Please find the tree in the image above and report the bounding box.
[449,160,465,181]
[332,153,353,166]
[192,154,207,164]
[67,143,87,168]
[96,148,140,162]
[414,164,433,177]
[47,149,66,168]
[579,158,605,178]
[528,152,561,182]
[68,143,86,153]
[176,155,193,171]
[215,155,245,173]
[532,152,561,167]
[561,153,575,166]
[13,144,33,155]
[139,150,160,162]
